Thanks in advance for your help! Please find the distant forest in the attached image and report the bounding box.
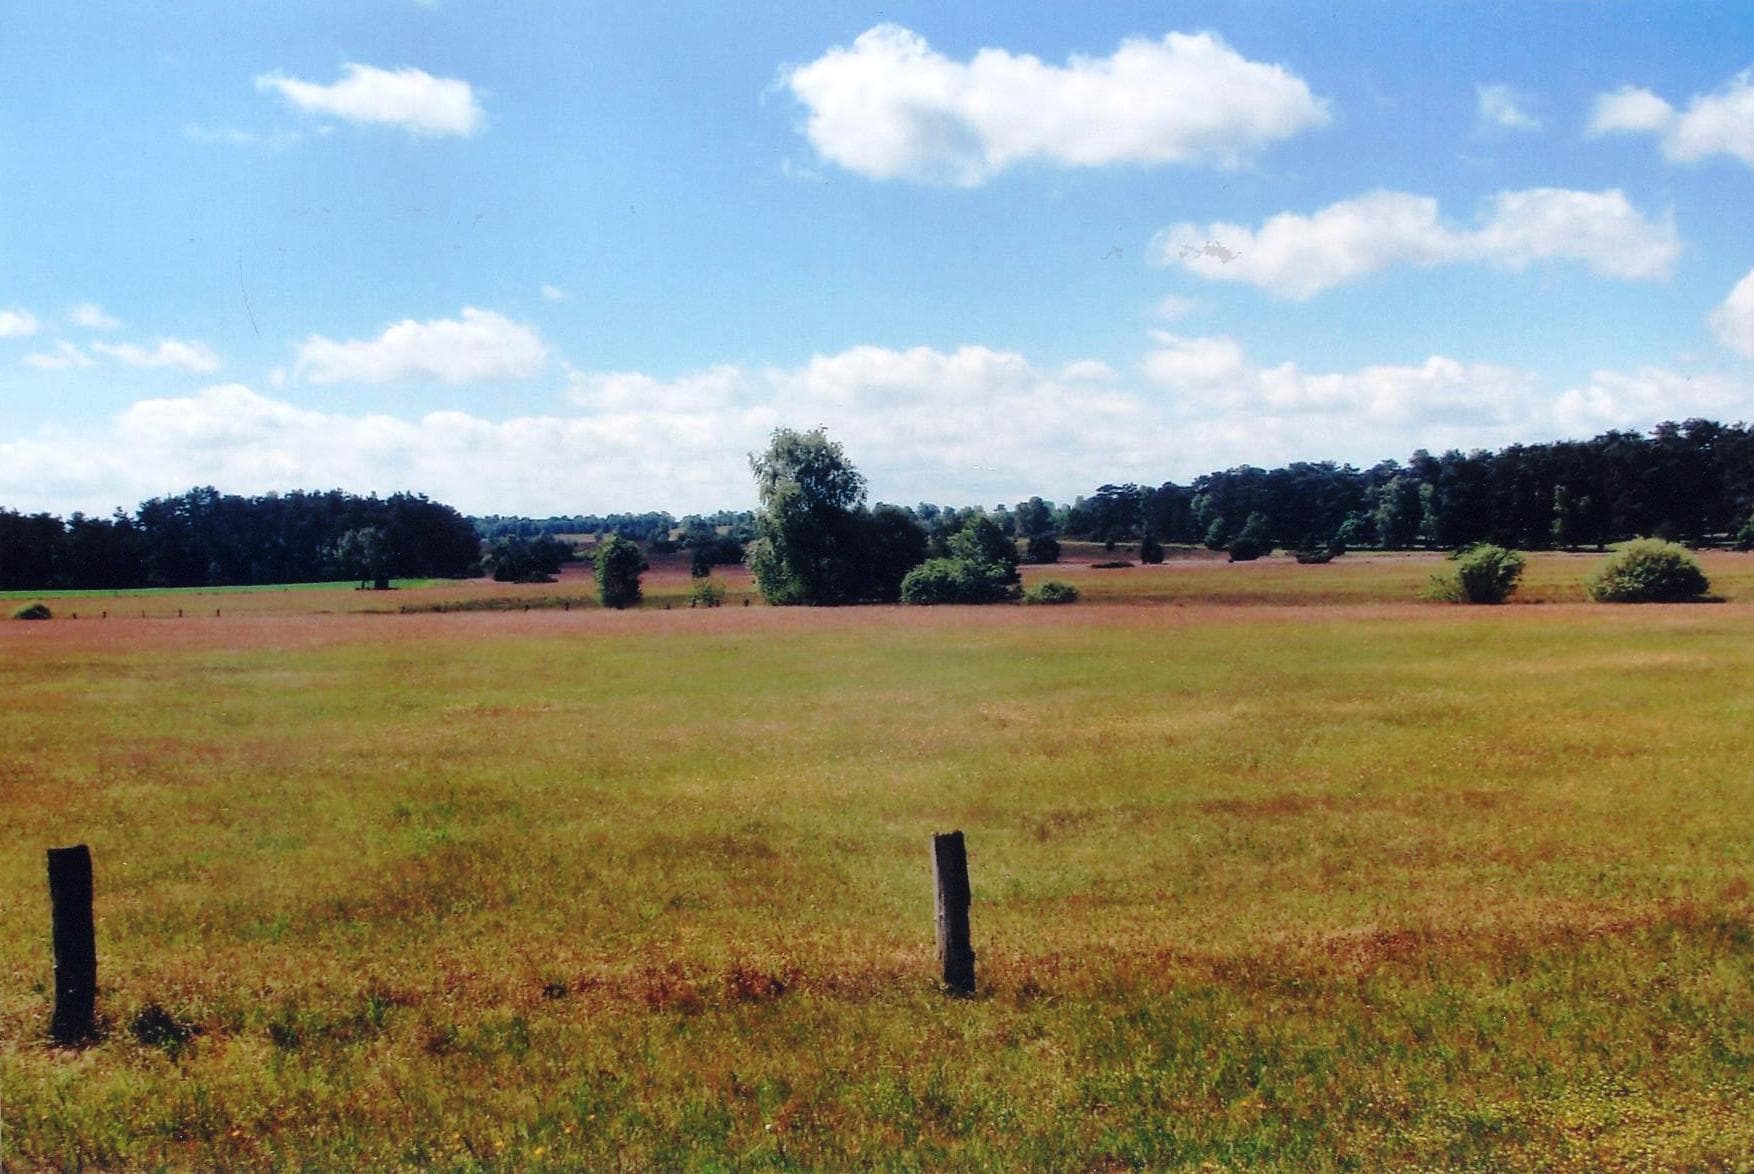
[0,487,481,591]
[4,418,1753,592]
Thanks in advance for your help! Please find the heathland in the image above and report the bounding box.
[2,551,1750,1168]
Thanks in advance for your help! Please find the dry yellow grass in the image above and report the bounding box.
[1,565,1749,1167]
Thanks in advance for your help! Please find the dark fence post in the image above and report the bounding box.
[932,831,975,995]
[47,845,97,1043]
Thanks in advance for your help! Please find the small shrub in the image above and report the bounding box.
[688,579,726,608]
[1587,539,1711,603]
[1088,560,1133,569]
[1024,535,1061,564]
[131,1003,198,1057]
[1024,581,1079,605]
[1227,512,1272,562]
[11,602,51,621]
[1424,544,1524,604]
[1295,531,1343,563]
[1138,534,1164,565]
[594,535,646,609]
[1733,516,1754,552]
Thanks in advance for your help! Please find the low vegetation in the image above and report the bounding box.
[1587,538,1713,602]
[1425,543,1526,604]
[1022,580,1078,605]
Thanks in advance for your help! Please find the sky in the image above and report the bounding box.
[3,2,1753,518]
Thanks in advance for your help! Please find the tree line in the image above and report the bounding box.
[1055,419,1754,557]
[0,487,481,591]
[7,418,1753,593]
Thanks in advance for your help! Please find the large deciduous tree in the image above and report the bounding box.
[747,427,926,605]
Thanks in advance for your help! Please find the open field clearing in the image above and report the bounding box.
[2,583,1750,1167]
[9,548,1754,619]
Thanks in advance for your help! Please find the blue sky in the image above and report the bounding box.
[3,3,1752,516]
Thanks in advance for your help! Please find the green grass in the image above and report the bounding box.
[1,580,1749,1167]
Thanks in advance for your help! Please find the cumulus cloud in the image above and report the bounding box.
[1587,71,1754,168]
[784,24,1329,186]
[1710,267,1754,359]
[256,63,485,137]
[1553,367,1754,434]
[67,302,122,330]
[294,307,547,384]
[0,307,40,337]
[90,339,221,373]
[1142,331,1539,430]
[10,341,1752,518]
[1477,84,1540,131]
[1151,187,1679,299]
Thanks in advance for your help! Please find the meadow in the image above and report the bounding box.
[1,551,1749,1168]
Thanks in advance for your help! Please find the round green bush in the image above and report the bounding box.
[1425,544,1524,604]
[1587,539,1710,603]
[1024,580,1079,605]
[11,602,51,621]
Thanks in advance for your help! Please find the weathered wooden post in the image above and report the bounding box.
[47,845,97,1043]
[932,831,975,995]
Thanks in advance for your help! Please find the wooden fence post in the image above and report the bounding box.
[932,831,975,995]
[47,845,97,1043]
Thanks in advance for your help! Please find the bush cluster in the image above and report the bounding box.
[1587,540,1711,602]
[899,557,1019,605]
[11,602,51,620]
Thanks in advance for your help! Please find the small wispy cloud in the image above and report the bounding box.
[1477,84,1540,132]
[67,302,122,330]
[23,341,94,370]
[256,63,486,138]
[91,339,221,373]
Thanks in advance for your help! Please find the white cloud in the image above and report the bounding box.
[67,302,122,330]
[1151,187,1678,299]
[1148,294,1198,322]
[255,63,485,137]
[784,24,1329,186]
[1142,331,1539,430]
[1709,267,1754,359]
[1477,84,1540,131]
[9,342,1752,518]
[1587,71,1754,168]
[540,284,568,302]
[1588,85,1674,135]
[294,307,547,384]
[22,341,94,370]
[1553,367,1754,434]
[0,307,40,337]
[90,339,221,373]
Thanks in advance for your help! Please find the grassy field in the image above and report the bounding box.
[2,555,1750,1168]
